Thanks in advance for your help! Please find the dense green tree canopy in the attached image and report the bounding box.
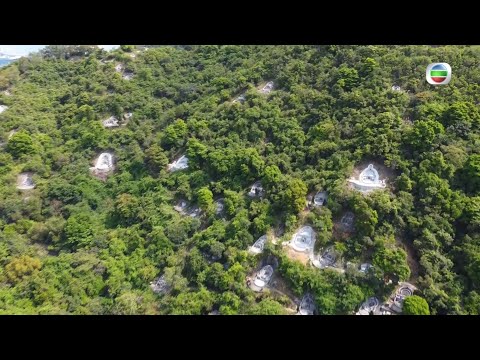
[403,295,430,315]
[0,45,479,315]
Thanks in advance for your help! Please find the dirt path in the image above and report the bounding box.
[396,236,420,284]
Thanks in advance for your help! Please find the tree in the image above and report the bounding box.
[462,154,480,194]
[113,292,141,315]
[120,45,135,52]
[408,120,444,153]
[403,295,430,315]
[373,247,410,282]
[145,144,169,174]
[64,213,95,249]
[114,194,142,226]
[163,119,188,147]
[337,66,359,90]
[7,131,35,158]
[5,255,41,284]
[246,299,287,315]
[263,165,282,188]
[197,187,214,212]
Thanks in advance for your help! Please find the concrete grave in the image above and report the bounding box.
[348,164,386,193]
[150,274,171,295]
[17,172,35,190]
[168,155,189,172]
[356,297,380,315]
[102,116,119,128]
[248,181,264,197]
[290,226,316,253]
[249,265,274,292]
[249,235,267,255]
[298,293,316,315]
[313,191,328,207]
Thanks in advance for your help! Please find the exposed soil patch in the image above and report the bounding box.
[283,246,310,266]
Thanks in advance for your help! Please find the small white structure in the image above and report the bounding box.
[8,129,17,139]
[249,235,267,255]
[188,207,201,218]
[290,226,316,253]
[0,105,8,114]
[356,297,379,315]
[123,112,133,120]
[312,247,337,269]
[94,152,114,171]
[348,164,386,193]
[391,85,401,91]
[174,200,189,214]
[259,81,274,94]
[298,293,316,315]
[359,263,373,273]
[340,212,355,231]
[215,198,225,215]
[17,173,35,190]
[3,90,11,96]
[150,275,171,294]
[391,283,415,313]
[232,94,246,103]
[174,200,201,217]
[313,191,328,207]
[168,155,189,172]
[248,181,264,197]
[115,64,123,72]
[102,116,119,128]
[122,72,134,80]
[252,265,273,290]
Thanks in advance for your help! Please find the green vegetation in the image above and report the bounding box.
[403,295,430,315]
[0,45,479,314]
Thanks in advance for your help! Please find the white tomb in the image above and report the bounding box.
[174,200,189,214]
[17,173,35,190]
[232,94,246,103]
[215,198,225,215]
[356,297,379,315]
[359,263,373,273]
[340,212,355,231]
[150,275,171,294]
[290,226,316,253]
[313,191,328,206]
[298,293,316,315]
[249,235,267,254]
[391,283,415,313]
[102,116,119,128]
[0,105,8,114]
[248,181,264,197]
[253,265,273,289]
[122,72,134,80]
[168,155,189,172]
[260,81,274,94]
[348,164,386,192]
[391,85,401,91]
[8,129,17,139]
[115,64,123,72]
[312,247,337,269]
[94,152,114,171]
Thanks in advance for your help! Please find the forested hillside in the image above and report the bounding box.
[0,45,479,314]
